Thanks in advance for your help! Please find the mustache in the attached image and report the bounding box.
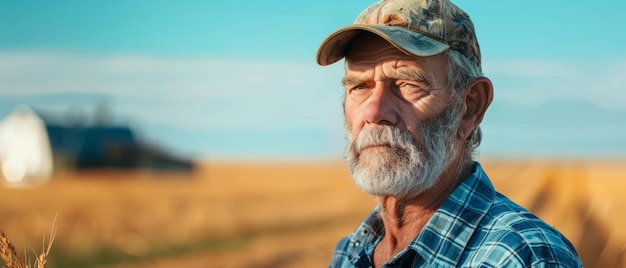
[351,125,416,153]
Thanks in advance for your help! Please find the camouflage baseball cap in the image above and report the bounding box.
[316,0,481,69]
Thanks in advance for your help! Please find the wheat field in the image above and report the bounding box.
[0,159,625,267]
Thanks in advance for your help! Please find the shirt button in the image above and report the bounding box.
[354,241,361,247]
[362,229,369,235]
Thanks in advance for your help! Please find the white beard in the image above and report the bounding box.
[345,103,461,200]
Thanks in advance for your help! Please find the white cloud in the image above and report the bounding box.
[0,52,346,133]
[483,58,626,110]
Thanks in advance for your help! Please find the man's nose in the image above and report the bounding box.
[363,83,398,126]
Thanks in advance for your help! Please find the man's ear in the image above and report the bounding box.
[458,77,493,140]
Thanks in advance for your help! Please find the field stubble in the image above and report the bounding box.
[0,159,625,267]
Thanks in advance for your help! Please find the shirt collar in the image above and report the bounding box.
[345,207,383,264]
[409,161,495,266]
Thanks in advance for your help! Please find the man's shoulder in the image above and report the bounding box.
[465,192,581,266]
[484,192,565,238]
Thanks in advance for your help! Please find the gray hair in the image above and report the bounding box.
[446,49,484,159]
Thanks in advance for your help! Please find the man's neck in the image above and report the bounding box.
[373,160,472,267]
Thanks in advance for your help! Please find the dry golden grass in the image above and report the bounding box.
[0,159,625,267]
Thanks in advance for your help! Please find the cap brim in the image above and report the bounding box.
[316,24,450,66]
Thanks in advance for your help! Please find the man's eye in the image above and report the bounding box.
[349,85,369,93]
[397,82,428,100]
[398,82,427,93]
[399,82,420,90]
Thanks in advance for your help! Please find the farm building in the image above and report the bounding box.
[0,106,194,186]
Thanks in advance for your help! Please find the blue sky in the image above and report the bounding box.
[1,0,626,160]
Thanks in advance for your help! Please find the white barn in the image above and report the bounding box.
[0,106,53,186]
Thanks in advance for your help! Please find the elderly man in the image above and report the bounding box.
[316,0,582,267]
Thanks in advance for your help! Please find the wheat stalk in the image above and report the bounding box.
[0,229,26,268]
[35,216,57,268]
[1,214,57,268]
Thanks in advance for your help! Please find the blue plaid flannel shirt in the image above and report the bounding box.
[330,162,582,267]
